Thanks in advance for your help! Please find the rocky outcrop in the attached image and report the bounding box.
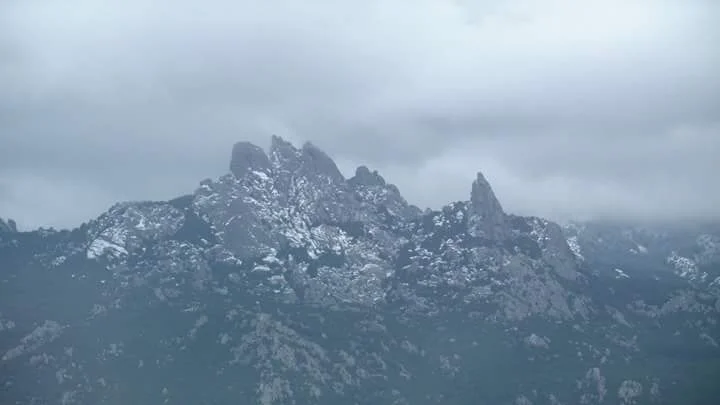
[230,141,272,178]
[0,217,17,233]
[467,172,507,240]
[348,165,385,187]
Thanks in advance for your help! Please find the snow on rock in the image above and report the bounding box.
[87,238,128,259]
[51,255,67,267]
[667,252,706,282]
[86,202,184,260]
[524,333,550,349]
[618,380,643,404]
[566,236,584,261]
[614,268,630,279]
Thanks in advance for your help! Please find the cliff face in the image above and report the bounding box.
[1,138,718,405]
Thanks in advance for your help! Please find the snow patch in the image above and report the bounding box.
[614,268,630,279]
[709,276,720,288]
[51,256,67,267]
[524,333,550,349]
[87,238,128,259]
[566,236,584,261]
[667,252,706,282]
[252,170,270,181]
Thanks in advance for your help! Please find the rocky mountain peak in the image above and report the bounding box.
[266,136,345,183]
[349,165,386,187]
[300,141,344,182]
[467,171,506,239]
[269,134,301,170]
[229,141,272,178]
[470,172,504,214]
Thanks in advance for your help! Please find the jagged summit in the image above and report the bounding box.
[232,136,345,183]
[229,137,509,214]
[226,137,526,243]
[269,135,300,170]
[349,165,386,187]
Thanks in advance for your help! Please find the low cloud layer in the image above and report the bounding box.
[1,0,719,229]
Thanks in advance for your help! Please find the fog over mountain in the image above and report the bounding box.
[1,136,720,404]
[1,0,719,229]
[3,3,720,403]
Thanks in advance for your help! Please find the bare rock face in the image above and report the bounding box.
[349,165,385,187]
[230,141,272,179]
[267,135,346,188]
[205,138,585,318]
[349,165,421,220]
[269,135,302,171]
[299,141,344,183]
[467,172,507,240]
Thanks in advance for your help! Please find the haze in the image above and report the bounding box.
[1,0,719,229]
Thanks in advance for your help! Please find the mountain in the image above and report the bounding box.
[1,137,719,405]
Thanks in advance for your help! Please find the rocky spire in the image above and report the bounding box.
[267,135,344,183]
[230,141,272,178]
[467,171,506,239]
[269,135,302,172]
[300,142,344,182]
[470,172,504,215]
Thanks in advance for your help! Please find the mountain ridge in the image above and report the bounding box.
[1,137,719,405]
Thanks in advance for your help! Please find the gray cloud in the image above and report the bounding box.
[1,0,719,229]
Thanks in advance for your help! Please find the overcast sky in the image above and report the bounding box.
[1,0,719,230]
